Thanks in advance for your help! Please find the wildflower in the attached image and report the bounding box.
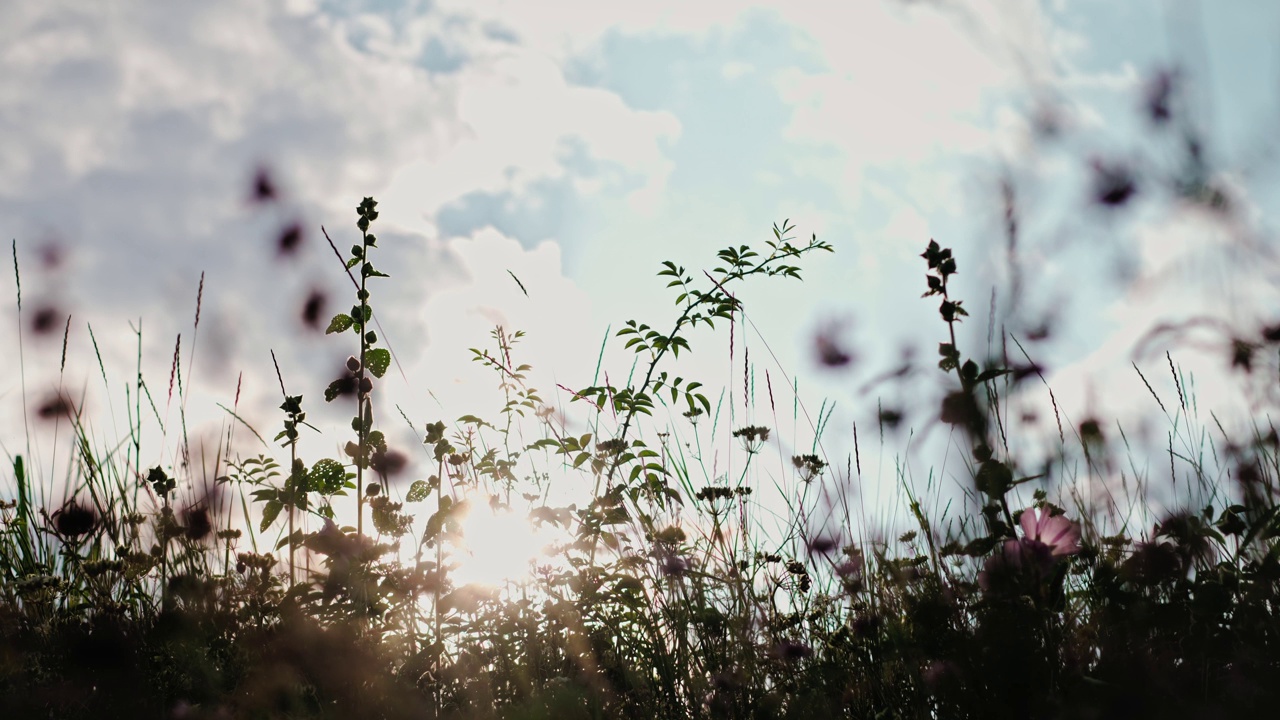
[309,518,352,556]
[770,639,813,662]
[732,425,770,454]
[1091,158,1137,207]
[806,534,838,554]
[659,551,688,577]
[922,660,961,694]
[1144,69,1177,124]
[30,305,62,335]
[834,559,861,578]
[36,392,75,420]
[183,506,213,541]
[813,322,854,368]
[301,290,326,329]
[940,390,980,426]
[277,221,304,256]
[1020,506,1082,557]
[1121,540,1184,586]
[250,167,277,202]
[370,448,407,478]
[979,507,1080,592]
[52,500,96,538]
[792,454,826,483]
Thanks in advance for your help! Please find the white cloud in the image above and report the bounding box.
[6,0,1265,545]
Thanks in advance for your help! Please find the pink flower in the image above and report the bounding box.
[979,539,1042,591]
[978,508,1081,592]
[1019,507,1081,558]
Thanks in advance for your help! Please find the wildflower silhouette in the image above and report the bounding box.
[979,507,1081,592]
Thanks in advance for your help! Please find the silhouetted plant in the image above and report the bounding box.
[6,181,1280,720]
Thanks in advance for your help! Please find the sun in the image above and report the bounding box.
[453,499,547,588]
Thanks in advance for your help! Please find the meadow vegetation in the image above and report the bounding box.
[5,89,1280,720]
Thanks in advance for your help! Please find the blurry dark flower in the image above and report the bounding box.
[1121,540,1185,585]
[38,242,64,270]
[250,167,277,202]
[979,538,1038,591]
[301,290,326,329]
[53,500,97,538]
[656,549,688,577]
[36,392,75,420]
[770,640,813,662]
[813,324,854,368]
[30,304,62,335]
[922,660,961,693]
[878,407,904,428]
[1012,362,1044,382]
[306,518,363,559]
[371,448,407,478]
[183,506,212,541]
[1155,510,1215,563]
[1026,323,1052,341]
[1231,338,1256,372]
[940,391,980,426]
[277,222,304,256]
[1078,417,1101,438]
[834,555,863,579]
[328,369,358,400]
[1091,158,1137,207]
[806,534,838,554]
[852,612,881,636]
[834,559,863,579]
[1144,69,1177,124]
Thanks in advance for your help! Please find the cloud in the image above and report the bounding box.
[7,0,1219,538]
[0,1,459,473]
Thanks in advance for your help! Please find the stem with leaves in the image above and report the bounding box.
[270,349,314,586]
[921,239,1017,540]
[324,197,393,539]
[591,220,833,487]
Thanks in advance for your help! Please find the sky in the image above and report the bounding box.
[4,0,1280,563]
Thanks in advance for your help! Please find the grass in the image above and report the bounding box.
[3,182,1280,720]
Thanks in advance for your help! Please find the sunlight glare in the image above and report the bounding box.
[454,500,546,587]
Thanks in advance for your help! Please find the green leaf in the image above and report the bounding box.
[260,499,283,533]
[976,368,1013,384]
[308,458,346,494]
[326,314,353,334]
[406,479,431,503]
[365,348,391,378]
